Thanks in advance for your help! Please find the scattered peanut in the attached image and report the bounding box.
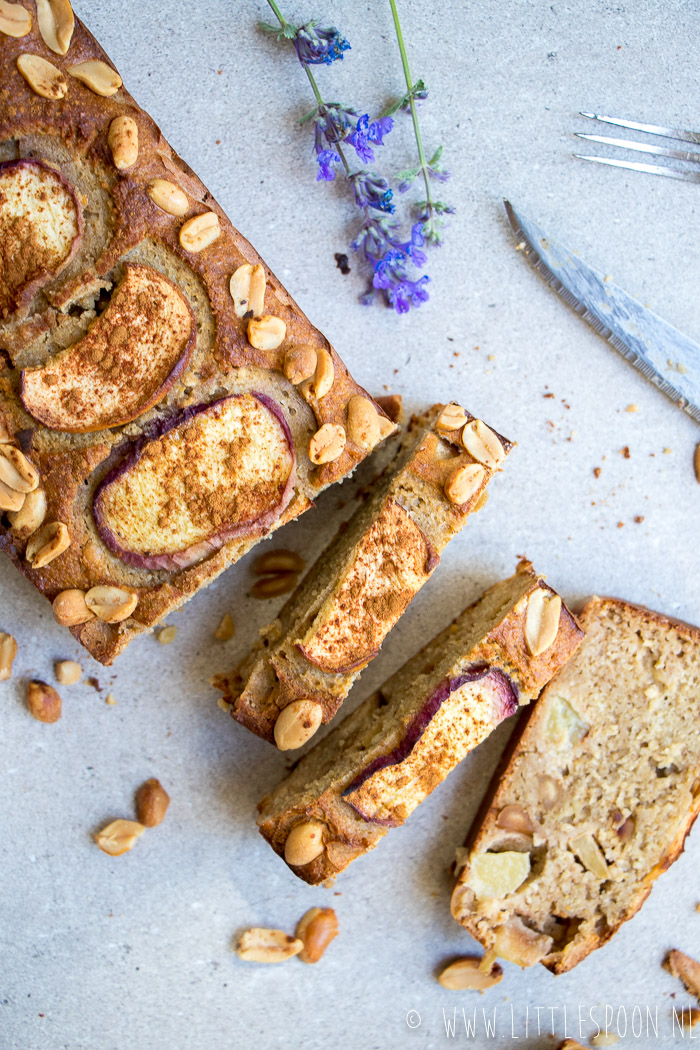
[68,59,122,96]
[52,588,94,627]
[157,625,177,644]
[438,956,504,991]
[253,549,305,575]
[0,479,24,512]
[274,699,323,751]
[0,445,39,492]
[250,571,299,599]
[229,263,266,318]
[84,585,138,624]
[0,632,18,681]
[25,521,70,568]
[524,588,561,657]
[55,659,81,685]
[300,347,334,400]
[347,395,381,451]
[147,178,189,216]
[444,462,485,506]
[135,778,170,827]
[236,928,303,964]
[247,314,286,351]
[36,0,74,55]
[295,907,338,964]
[665,949,700,1001]
[214,613,235,641]
[17,53,67,99]
[179,211,221,252]
[283,345,317,385]
[308,423,346,465]
[436,402,468,437]
[107,114,139,169]
[461,419,506,469]
[8,487,46,536]
[284,820,326,866]
[0,1,32,38]
[94,818,145,856]
[26,679,62,723]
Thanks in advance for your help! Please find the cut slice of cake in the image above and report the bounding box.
[256,562,583,885]
[215,403,514,748]
[451,597,700,974]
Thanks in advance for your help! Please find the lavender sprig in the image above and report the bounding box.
[386,0,453,247]
[261,0,430,313]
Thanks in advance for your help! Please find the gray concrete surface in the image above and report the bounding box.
[2,1,700,1047]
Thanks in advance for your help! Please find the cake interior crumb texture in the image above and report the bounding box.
[452,596,700,974]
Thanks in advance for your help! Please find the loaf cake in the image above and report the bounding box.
[215,403,514,748]
[257,562,583,884]
[0,2,394,664]
[451,597,700,974]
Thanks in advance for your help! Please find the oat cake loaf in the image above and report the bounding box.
[257,561,583,884]
[215,402,514,748]
[451,597,700,974]
[0,2,395,663]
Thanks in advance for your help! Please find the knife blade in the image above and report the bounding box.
[504,199,700,424]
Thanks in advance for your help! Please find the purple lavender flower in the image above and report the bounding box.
[372,250,430,314]
[367,116,394,145]
[294,22,350,65]
[316,149,341,181]
[346,114,395,165]
[350,172,394,212]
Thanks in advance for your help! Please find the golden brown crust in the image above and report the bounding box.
[0,5,392,663]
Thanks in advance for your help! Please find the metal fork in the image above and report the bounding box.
[574,113,700,183]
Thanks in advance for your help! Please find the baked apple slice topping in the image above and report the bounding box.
[0,158,82,319]
[343,667,518,826]
[21,264,195,432]
[93,393,296,571]
[296,499,439,674]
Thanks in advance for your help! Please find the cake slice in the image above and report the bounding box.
[215,403,513,748]
[451,597,700,974]
[0,4,395,663]
[257,562,583,884]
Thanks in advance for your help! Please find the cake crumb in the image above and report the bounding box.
[105,692,117,705]
[621,445,631,459]
[634,515,645,524]
[664,447,672,455]
[593,467,601,478]
[625,403,639,413]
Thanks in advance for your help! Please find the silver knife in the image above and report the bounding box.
[504,199,700,424]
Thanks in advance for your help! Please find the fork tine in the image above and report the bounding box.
[580,113,700,145]
[574,154,700,183]
[575,133,700,165]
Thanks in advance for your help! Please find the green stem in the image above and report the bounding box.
[388,0,433,211]
[265,0,287,26]
[266,0,354,179]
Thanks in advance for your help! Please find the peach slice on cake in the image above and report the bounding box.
[0,158,82,319]
[296,499,439,674]
[20,264,195,432]
[342,667,518,826]
[93,393,296,571]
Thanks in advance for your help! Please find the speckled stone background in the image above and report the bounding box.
[3,2,700,1048]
